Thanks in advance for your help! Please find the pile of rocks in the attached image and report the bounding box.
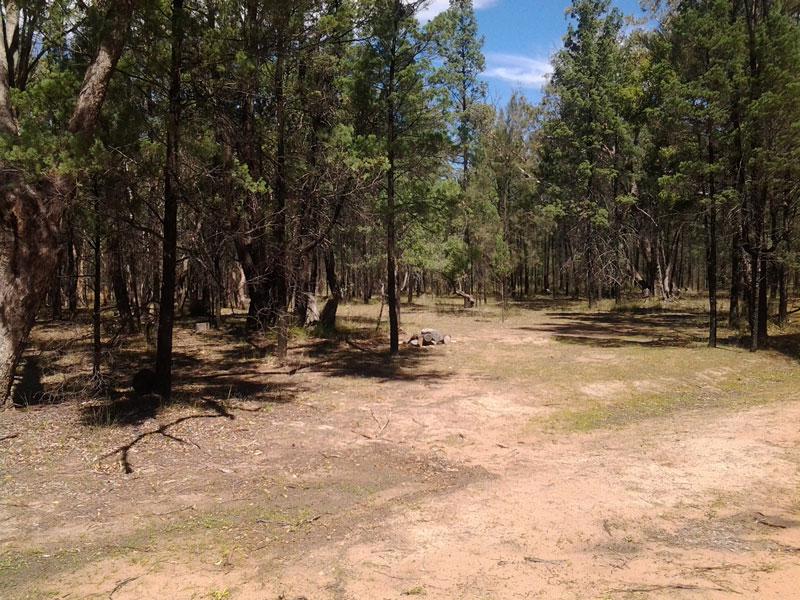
[407,328,451,347]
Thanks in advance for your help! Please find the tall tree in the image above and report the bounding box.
[353,0,444,353]
[539,0,632,307]
[154,0,185,398]
[0,0,138,404]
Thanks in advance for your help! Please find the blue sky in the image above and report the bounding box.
[420,0,649,106]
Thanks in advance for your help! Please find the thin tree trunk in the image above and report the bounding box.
[705,208,718,348]
[730,227,741,327]
[92,194,102,378]
[109,235,136,333]
[778,263,788,327]
[706,122,717,347]
[758,252,768,343]
[319,247,341,330]
[386,2,400,355]
[155,0,184,398]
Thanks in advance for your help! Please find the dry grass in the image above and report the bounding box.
[2,294,800,599]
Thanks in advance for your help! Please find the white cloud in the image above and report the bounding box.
[483,53,552,89]
[416,0,499,23]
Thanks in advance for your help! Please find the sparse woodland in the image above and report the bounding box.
[5,2,800,597]
[1,0,799,399]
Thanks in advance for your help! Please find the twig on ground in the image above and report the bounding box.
[754,512,791,528]
[99,413,228,474]
[370,408,390,437]
[109,575,140,598]
[608,583,738,594]
[524,556,566,565]
[0,433,19,442]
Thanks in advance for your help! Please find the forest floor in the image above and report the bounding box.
[2,297,800,599]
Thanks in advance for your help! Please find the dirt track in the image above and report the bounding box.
[1,299,799,599]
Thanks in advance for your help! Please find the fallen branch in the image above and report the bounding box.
[754,512,792,529]
[99,413,228,474]
[109,575,141,598]
[0,433,19,442]
[608,583,737,595]
[524,556,565,565]
[370,408,391,437]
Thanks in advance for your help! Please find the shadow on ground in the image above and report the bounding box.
[524,310,709,348]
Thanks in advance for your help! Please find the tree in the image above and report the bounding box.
[0,0,138,404]
[154,0,185,398]
[654,0,745,347]
[538,0,633,307]
[352,0,445,353]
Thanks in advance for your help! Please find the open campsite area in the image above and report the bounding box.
[4,0,800,597]
[2,297,800,599]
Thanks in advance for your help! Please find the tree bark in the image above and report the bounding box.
[319,247,341,330]
[109,234,136,333]
[273,12,290,362]
[0,178,67,403]
[386,0,400,355]
[705,208,717,348]
[0,2,19,135]
[0,1,136,404]
[706,123,717,347]
[155,0,184,398]
[92,191,102,378]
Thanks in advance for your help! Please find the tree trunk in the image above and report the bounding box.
[319,247,342,330]
[0,1,135,405]
[155,0,184,398]
[706,123,717,347]
[109,234,136,333]
[92,194,102,378]
[778,263,788,327]
[0,179,67,403]
[586,222,594,308]
[386,3,400,355]
[729,227,742,327]
[272,9,290,362]
[66,221,79,318]
[705,207,717,348]
[757,252,768,344]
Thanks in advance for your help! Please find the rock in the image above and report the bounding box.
[408,329,450,347]
[195,321,211,333]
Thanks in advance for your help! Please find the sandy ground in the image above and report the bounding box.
[1,298,799,599]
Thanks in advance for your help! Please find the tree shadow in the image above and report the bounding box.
[79,344,301,428]
[301,339,451,382]
[12,356,45,406]
[760,331,800,362]
[521,310,709,349]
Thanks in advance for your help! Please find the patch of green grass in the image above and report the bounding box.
[209,589,231,600]
[547,363,795,433]
[549,393,694,432]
